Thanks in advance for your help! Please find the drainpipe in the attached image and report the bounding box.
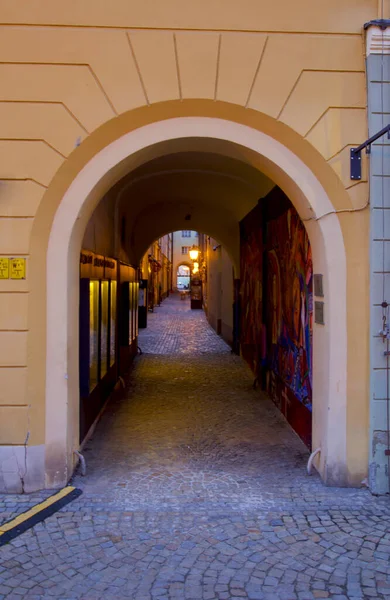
[307,448,321,476]
[74,450,87,476]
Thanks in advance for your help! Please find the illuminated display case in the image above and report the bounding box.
[118,263,139,374]
[80,256,138,443]
[130,281,139,342]
[110,280,117,367]
[100,280,109,378]
[134,281,139,338]
[132,282,136,341]
[89,280,99,391]
[129,281,134,344]
[79,251,118,443]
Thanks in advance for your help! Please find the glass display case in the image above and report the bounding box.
[100,280,109,378]
[129,282,134,344]
[80,252,119,444]
[110,280,117,367]
[134,282,139,338]
[89,280,99,391]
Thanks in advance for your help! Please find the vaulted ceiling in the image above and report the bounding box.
[114,143,275,269]
[82,137,277,271]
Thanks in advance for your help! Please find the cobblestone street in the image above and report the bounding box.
[138,293,231,355]
[1,295,390,599]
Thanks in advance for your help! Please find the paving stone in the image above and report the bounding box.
[1,295,390,599]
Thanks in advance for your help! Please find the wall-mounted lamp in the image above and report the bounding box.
[189,245,200,261]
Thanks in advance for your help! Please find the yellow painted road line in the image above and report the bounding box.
[0,486,75,534]
[0,486,82,546]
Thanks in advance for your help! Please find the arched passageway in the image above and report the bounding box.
[26,104,364,491]
[0,6,383,597]
[72,292,312,512]
[176,265,191,290]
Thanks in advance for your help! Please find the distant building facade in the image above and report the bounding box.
[140,234,173,309]
[172,231,199,291]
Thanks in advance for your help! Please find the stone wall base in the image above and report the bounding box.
[0,445,45,493]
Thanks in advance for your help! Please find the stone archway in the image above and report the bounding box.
[176,263,191,290]
[26,102,363,490]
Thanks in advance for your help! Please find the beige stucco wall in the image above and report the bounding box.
[205,241,223,335]
[0,0,379,490]
[82,193,116,258]
[139,236,172,307]
[220,248,234,346]
[203,239,234,346]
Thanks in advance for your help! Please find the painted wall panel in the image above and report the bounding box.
[175,32,219,99]
[0,139,63,188]
[0,181,45,218]
[0,63,115,133]
[0,218,33,255]
[217,33,267,106]
[0,407,28,444]
[0,332,27,367]
[305,108,367,162]
[0,294,28,330]
[280,71,366,137]
[249,35,364,118]
[0,368,27,406]
[240,188,313,447]
[129,31,179,103]
[0,102,86,157]
[0,27,145,116]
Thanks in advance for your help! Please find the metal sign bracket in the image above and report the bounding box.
[350,124,390,180]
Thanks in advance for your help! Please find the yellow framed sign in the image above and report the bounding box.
[9,258,26,280]
[0,258,9,279]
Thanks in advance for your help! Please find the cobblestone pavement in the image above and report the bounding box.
[138,294,231,355]
[1,295,390,600]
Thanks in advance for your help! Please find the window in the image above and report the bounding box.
[182,230,191,237]
[181,246,189,254]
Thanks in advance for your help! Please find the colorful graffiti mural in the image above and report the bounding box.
[265,206,313,410]
[240,188,313,448]
[239,208,264,372]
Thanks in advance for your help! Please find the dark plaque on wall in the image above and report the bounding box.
[313,274,324,297]
[314,301,324,325]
